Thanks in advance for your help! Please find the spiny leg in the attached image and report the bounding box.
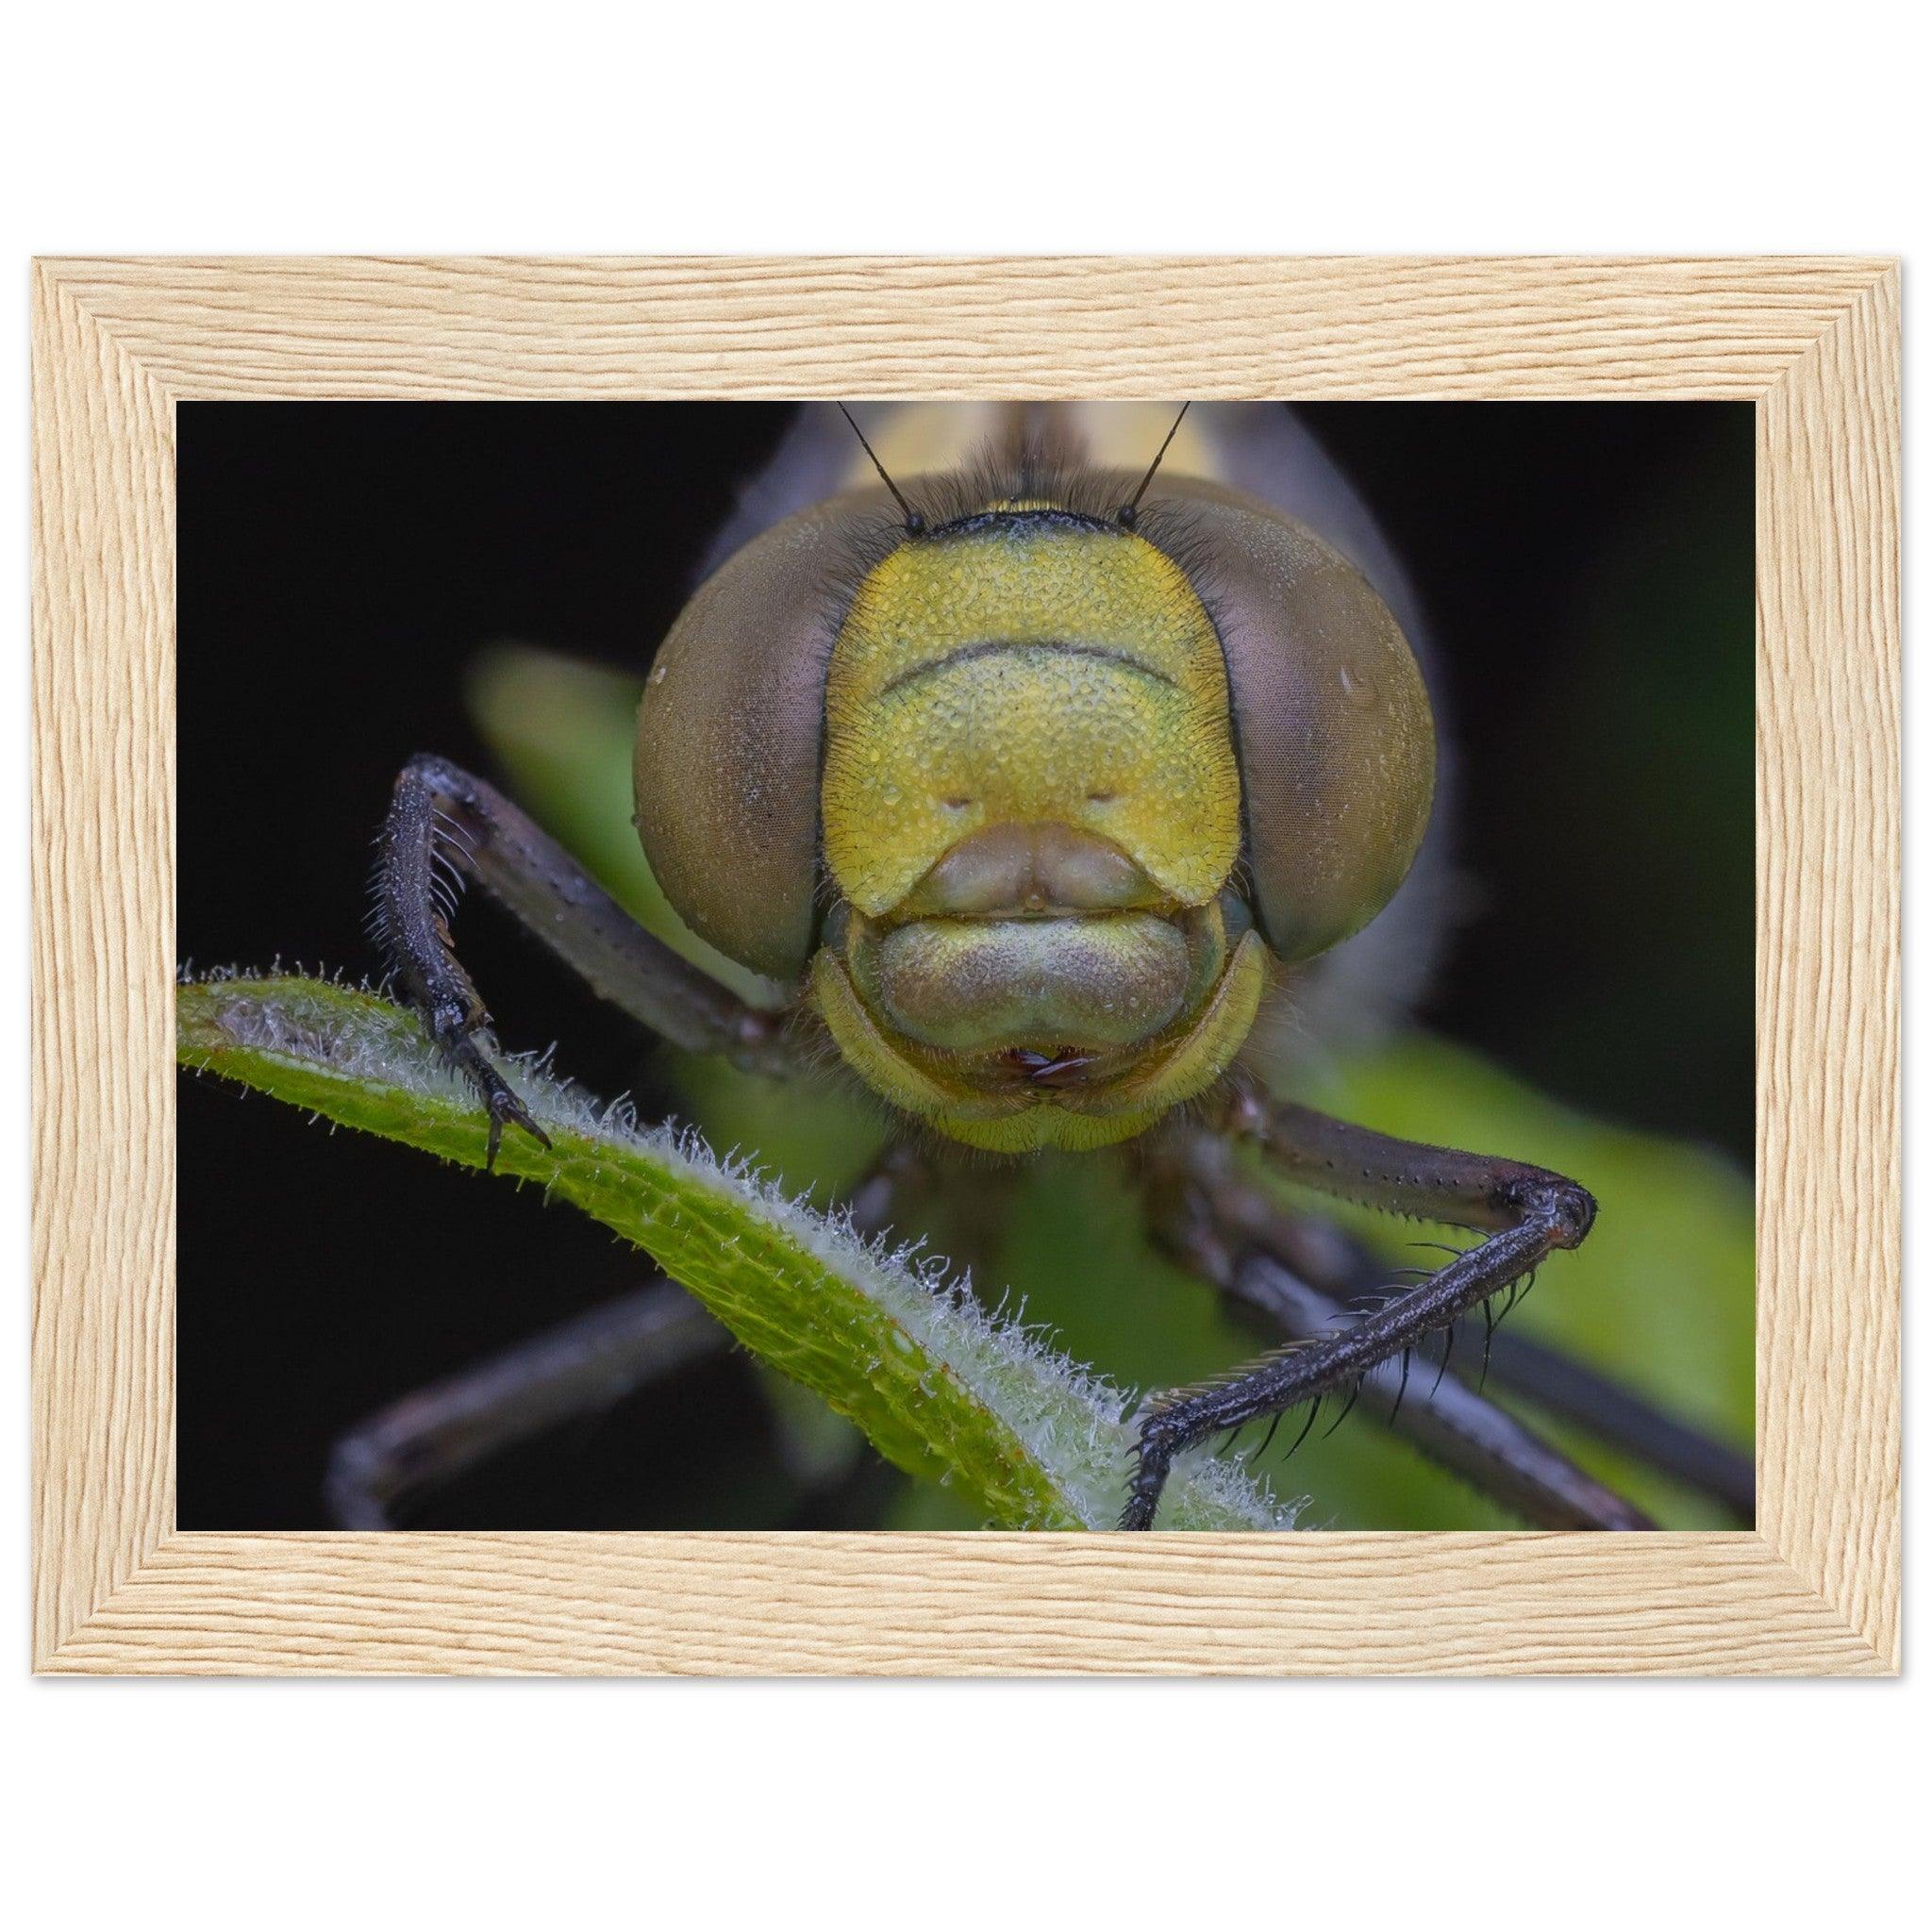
[1230,1251,1655,1530]
[374,753,792,1166]
[1121,1093,1598,1529]
[1214,1168,1754,1519]
[1142,1128,1654,1531]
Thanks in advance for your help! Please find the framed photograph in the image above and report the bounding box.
[31,256,1899,1674]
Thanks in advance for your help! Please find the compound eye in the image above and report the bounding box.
[632,491,890,981]
[1176,494,1436,962]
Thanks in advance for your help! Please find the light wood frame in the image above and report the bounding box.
[31,257,1900,1675]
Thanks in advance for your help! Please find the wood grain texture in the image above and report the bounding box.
[1753,266,1902,1665]
[31,263,177,1658]
[37,255,1894,398]
[41,1534,1886,1677]
[29,256,1901,1675]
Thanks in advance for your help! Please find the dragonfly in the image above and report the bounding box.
[337,401,1751,1532]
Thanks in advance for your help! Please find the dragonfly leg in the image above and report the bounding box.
[1168,1128,1752,1516]
[1139,1127,1654,1529]
[325,1136,925,1529]
[1121,1093,1597,1530]
[374,754,792,1167]
[325,1279,723,1528]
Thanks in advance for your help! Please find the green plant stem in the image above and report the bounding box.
[177,973,1291,1533]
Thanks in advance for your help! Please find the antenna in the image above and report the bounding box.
[1117,402,1191,527]
[838,404,924,534]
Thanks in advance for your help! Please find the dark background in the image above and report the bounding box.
[176,402,1755,1529]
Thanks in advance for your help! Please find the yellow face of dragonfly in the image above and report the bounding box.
[812,505,1263,1150]
[633,431,1437,1153]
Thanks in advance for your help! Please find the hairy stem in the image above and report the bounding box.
[178,973,1291,1533]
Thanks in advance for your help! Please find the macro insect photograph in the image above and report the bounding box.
[175,398,1755,1536]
